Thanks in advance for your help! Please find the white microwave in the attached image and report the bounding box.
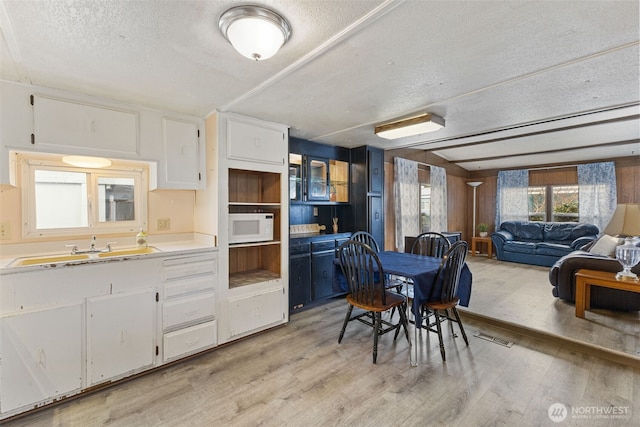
[229,213,274,244]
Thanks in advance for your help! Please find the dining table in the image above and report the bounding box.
[333,250,473,366]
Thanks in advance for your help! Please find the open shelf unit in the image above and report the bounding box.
[228,168,282,289]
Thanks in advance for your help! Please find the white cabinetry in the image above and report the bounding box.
[0,304,82,414]
[227,287,284,338]
[226,117,287,165]
[87,289,156,386]
[196,112,289,344]
[32,95,139,155]
[160,117,202,189]
[160,253,218,362]
[0,249,219,420]
[0,81,204,190]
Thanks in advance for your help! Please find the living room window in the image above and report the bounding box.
[20,153,147,237]
[528,185,579,222]
[420,183,431,232]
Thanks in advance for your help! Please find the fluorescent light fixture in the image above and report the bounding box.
[62,155,112,168]
[375,113,445,140]
[219,6,291,61]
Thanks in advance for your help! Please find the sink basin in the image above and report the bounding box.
[9,246,160,267]
[97,246,160,258]
[11,254,91,266]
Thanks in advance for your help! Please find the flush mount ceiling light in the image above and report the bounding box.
[375,113,445,140]
[62,155,111,168]
[219,5,291,61]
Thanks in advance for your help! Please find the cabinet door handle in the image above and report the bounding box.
[375,212,380,220]
[39,348,46,367]
[121,329,127,343]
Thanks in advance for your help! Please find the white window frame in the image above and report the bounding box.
[20,155,147,238]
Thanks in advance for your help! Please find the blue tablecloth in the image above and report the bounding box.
[333,251,473,326]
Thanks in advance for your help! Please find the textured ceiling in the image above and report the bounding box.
[1,0,638,170]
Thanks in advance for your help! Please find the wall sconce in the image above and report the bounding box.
[375,113,445,140]
[62,155,111,168]
[219,5,291,61]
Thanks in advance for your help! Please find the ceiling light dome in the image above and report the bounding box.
[219,5,291,61]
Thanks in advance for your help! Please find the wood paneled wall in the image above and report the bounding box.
[383,153,639,250]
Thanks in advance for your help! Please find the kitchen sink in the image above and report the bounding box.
[11,254,91,266]
[97,246,160,258]
[9,246,161,267]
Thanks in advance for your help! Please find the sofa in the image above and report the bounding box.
[491,221,599,267]
[549,247,640,311]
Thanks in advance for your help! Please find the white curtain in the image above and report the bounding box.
[394,157,419,251]
[495,169,529,228]
[429,165,448,233]
[578,161,617,231]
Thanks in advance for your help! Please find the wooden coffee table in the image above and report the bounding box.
[471,236,493,258]
[574,269,640,318]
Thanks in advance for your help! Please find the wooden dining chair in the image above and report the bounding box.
[337,240,409,363]
[394,232,452,320]
[351,231,380,252]
[410,232,451,258]
[421,240,469,362]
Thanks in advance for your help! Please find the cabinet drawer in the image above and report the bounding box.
[163,320,217,362]
[289,242,310,255]
[163,260,216,281]
[311,241,334,252]
[164,276,215,298]
[163,292,215,330]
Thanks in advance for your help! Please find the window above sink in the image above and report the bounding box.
[17,152,148,238]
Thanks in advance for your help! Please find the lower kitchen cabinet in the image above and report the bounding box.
[0,304,82,414]
[289,244,311,311]
[312,250,335,300]
[86,288,156,386]
[289,233,350,312]
[227,286,284,338]
[0,248,219,421]
[160,252,218,362]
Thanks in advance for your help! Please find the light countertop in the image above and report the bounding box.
[0,234,217,273]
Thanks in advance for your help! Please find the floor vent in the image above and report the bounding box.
[473,331,514,348]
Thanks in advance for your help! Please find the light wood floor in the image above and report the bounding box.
[462,256,639,363]
[3,258,639,426]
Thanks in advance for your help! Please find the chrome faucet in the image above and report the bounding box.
[67,236,117,255]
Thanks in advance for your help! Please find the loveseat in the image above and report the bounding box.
[491,221,599,267]
[549,247,640,311]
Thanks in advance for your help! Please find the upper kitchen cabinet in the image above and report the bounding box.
[226,116,287,165]
[0,81,204,190]
[32,95,138,155]
[351,145,384,247]
[158,117,203,190]
[289,138,350,204]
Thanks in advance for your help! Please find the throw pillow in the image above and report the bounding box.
[589,234,621,257]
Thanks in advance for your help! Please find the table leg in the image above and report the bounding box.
[410,298,417,367]
[487,241,492,259]
[471,239,477,257]
[575,276,586,318]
